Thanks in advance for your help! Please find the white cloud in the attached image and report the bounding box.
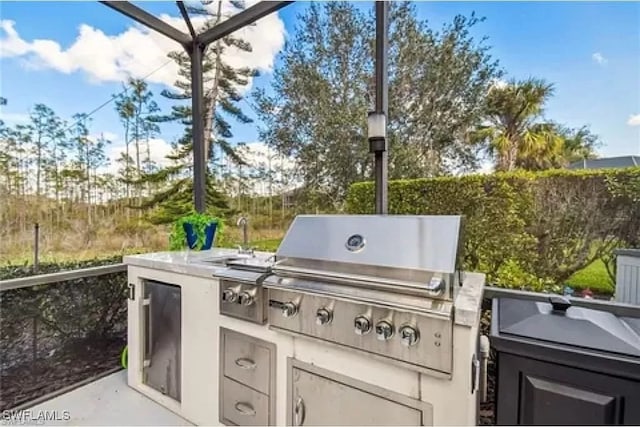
[478,161,494,175]
[0,111,30,125]
[490,78,508,90]
[147,138,175,167]
[592,52,608,66]
[628,114,640,127]
[102,137,174,174]
[0,2,286,90]
[90,131,119,143]
[226,141,299,196]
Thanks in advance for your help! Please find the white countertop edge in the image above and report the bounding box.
[454,272,486,327]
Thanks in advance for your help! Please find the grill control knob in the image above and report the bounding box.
[282,301,299,318]
[354,315,372,335]
[238,290,255,306]
[399,325,420,347]
[222,288,238,303]
[316,308,333,325]
[375,320,394,341]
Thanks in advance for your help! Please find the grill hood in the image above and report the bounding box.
[272,215,465,300]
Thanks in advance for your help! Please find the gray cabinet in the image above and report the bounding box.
[220,328,276,426]
[142,280,181,401]
[491,297,640,425]
[497,353,640,425]
[287,359,432,426]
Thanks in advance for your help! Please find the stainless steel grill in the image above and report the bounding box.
[263,214,466,377]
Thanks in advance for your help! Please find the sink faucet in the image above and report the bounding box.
[237,216,254,256]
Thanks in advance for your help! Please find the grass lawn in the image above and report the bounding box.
[565,259,614,294]
[250,238,283,252]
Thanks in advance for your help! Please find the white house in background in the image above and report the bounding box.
[568,155,640,170]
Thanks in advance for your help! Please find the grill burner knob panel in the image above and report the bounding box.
[222,288,238,303]
[238,290,255,306]
[399,325,420,347]
[282,301,299,318]
[354,315,372,335]
[375,320,394,341]
[316,307,333,325]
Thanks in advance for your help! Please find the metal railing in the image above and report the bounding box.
[1,263,637,419]
[0,264,127,291]
[0,264,128,410]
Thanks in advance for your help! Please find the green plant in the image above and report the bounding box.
[346,167,640,294]
[250,238,282,252]
[565,259,614,294]
[168,212,225,251]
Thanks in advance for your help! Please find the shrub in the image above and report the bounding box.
[346,168,640,291]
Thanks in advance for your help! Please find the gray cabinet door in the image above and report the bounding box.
[143,280,181,401]
[497,353,640,425]
[289,359,431,426]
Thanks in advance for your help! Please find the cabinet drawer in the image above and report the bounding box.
[222,328,273,395]
[221,377,269,426]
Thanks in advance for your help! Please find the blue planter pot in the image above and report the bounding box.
[183,221,218,250]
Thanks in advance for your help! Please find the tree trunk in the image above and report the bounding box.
[124,122,131,222]
[202,1,224,174]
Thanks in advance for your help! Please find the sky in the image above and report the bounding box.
[1,0,639,176]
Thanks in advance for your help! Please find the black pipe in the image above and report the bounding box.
[372,1,389,215]
[190,43,206,213]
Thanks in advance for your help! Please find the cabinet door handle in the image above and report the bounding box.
[143,296,152,366]
[234,402,256,416]
[235,357,257,370]
[294,396,306,426]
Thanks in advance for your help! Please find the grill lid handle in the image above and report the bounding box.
[549,295,571,313]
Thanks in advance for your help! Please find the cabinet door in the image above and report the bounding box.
[143,280,181,401]
[289,359,431,426]
[496,353,640,425]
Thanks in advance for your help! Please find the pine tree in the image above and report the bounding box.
[143,0,256,223]
[115,78,160,213]
[29,104,61,198]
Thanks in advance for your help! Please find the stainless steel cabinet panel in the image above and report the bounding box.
[288,358,432,426]
[221,377,270,426]
[268,288,453,376]
[142,280,181,401]
[219,328,276,426]
[222,328,273,395]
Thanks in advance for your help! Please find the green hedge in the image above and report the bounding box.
[346,168,640,293]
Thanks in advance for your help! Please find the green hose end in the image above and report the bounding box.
[121,345,128,369]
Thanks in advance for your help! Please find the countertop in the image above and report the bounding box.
[123,248,275,278]
[124,249,485,327]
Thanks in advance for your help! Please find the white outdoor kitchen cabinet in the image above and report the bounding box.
[124,243,484,426]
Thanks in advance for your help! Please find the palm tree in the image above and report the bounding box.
[473,77,562,172]
[557,125,600,165]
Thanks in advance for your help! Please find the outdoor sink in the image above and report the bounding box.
[188,253,253,266]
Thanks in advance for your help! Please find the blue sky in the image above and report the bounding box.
[1,1,639,169]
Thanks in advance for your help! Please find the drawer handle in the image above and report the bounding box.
[294,396,306,426]
[234,402,256,416]
[235,357,257,370]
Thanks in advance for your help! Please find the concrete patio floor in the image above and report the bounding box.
[5,371,191,426]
